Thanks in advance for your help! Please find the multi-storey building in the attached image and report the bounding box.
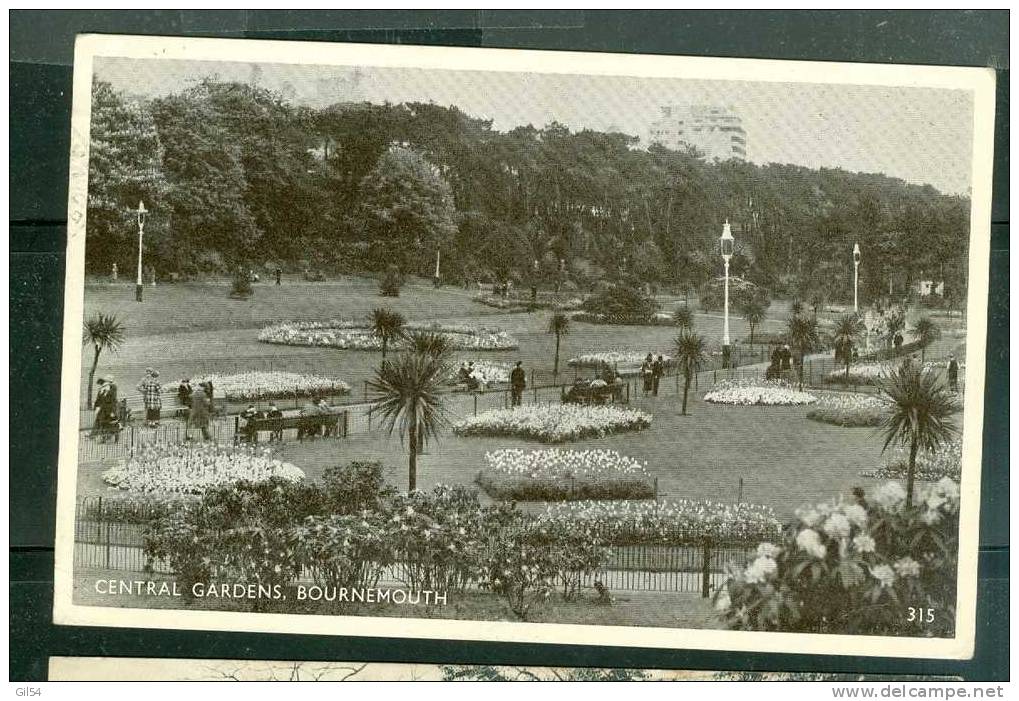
[647,105,747,161]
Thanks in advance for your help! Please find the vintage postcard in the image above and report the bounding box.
[53,34,995,658]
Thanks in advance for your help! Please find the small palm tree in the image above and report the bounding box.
[741,299,767,345]
[786,314,821,390]
[674,331,708,415]
[371,307,406,360]
[404,330,453,361]
[911,316,941,363]
[673,305,694,331]
[367,350,449,492]
[885,310,906,350]
[879,364,960,506]
[82,312,125,409]
[832,313,865,380]
[547,311,570,380]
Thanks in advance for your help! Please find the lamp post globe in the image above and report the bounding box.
[135,200,148,303]
[720,219,735,368]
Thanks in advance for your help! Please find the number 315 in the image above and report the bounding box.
[907,607,935,623]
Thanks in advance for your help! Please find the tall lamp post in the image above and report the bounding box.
[134,200,148,303]
[720,219,734,368]
[853,242,861,313]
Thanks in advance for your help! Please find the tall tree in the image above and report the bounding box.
[879,364,959,506]
[368,350,449,492]
[740,299,768,345]
[674,331,708,415]
[786,314,821,390]
[547,312,571,380]
[82,313,125,409]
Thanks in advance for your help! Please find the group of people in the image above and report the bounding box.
[639,354,666,397]
[765,344,795,380]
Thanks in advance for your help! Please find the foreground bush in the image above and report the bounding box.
[806,392,888,427]
[452,404,652,443]
[475,448,654,501]
[715,479,960,636]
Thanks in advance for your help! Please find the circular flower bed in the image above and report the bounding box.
[452,404,651,443]
[861,438,962,482]
[539,499,781,545]
[447,360,513,386]
[704,380,817,406]
[824,362,892,386]
[476,448,654,501]
[184,372,350,401]
[806,392,888,427]
[258,319,518,351]
[101,444,305,495]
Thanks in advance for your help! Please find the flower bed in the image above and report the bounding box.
[448,360,513,386]
[258,319,518,351]
[823,362,893,386]
[184,371,350,401]
[572,312,676,326]
[476,448,654,501]
[101,444,305,495]
[861,439,962,482]
[567,351,674,369]
[704,380,817,406]
[806,392,888,427]
[473,293,583,312]
[452,404,651,443]
[540,499,781,545]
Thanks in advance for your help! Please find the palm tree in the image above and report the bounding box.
[82,312,125,409]
[673,331,708,415]
[911,316,941,363]
[786,314,821,390]
[547,311,570,380]
[884,310,906,350]
[404,330,453,361]
[367,350,449,492]
[371,307,406,359]
[879,364,960,507]
[832,313,865,380]
[741,299,767,345]
[673,305,694,331]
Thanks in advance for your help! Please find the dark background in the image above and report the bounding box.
[9,10,1009,681]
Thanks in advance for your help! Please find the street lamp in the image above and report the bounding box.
[720,219,734,368]
[134,200,148,302]
[853,242,861,313]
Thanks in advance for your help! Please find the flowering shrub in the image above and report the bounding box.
[540,499,781,545]
[453,404,652,443]
[476,448,654,501]
[102,444,305,495]
[806,392,888,427]
[862,439,963,482]
[715,479,960,636]
[259,319,518,351]
[704,380,817,406]
[184,372,350,401]
[293,511,393,591]
[567,351,674,370]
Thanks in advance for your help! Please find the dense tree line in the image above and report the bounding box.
[86,78,970,302]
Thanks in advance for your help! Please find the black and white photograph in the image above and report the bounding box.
[52,34,995,658]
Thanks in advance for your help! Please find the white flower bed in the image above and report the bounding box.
[824,362,892,384]
[567,351,673,368]
[448,361,513,386]
[184,372,350,401]
[704,380,817,406]
[484,448,651,480]
[453,404,652,443]
[101,444,305,495]
[258,319,517,351]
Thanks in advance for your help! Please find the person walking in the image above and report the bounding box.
[275,266,282,286]
[189,382,212,441]
[780,344,793,375]
[641,353,654,396]
[510,361,526,407]
[137,368,162,428]
[177,378,194,409]
[947,355,960,393]
[92,377,115,441]
[651,355,665,397]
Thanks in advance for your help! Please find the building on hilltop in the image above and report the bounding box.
[647,105,747,161]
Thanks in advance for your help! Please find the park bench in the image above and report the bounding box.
[561,380,627,406]
[233,409,348,444]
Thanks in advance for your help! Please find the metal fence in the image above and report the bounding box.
[73,496,754,596]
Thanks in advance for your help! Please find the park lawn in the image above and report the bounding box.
[72,568,721,629]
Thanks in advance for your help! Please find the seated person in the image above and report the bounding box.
[297,399,325,439]
[264,402,284,442]
[240,404,261,442]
